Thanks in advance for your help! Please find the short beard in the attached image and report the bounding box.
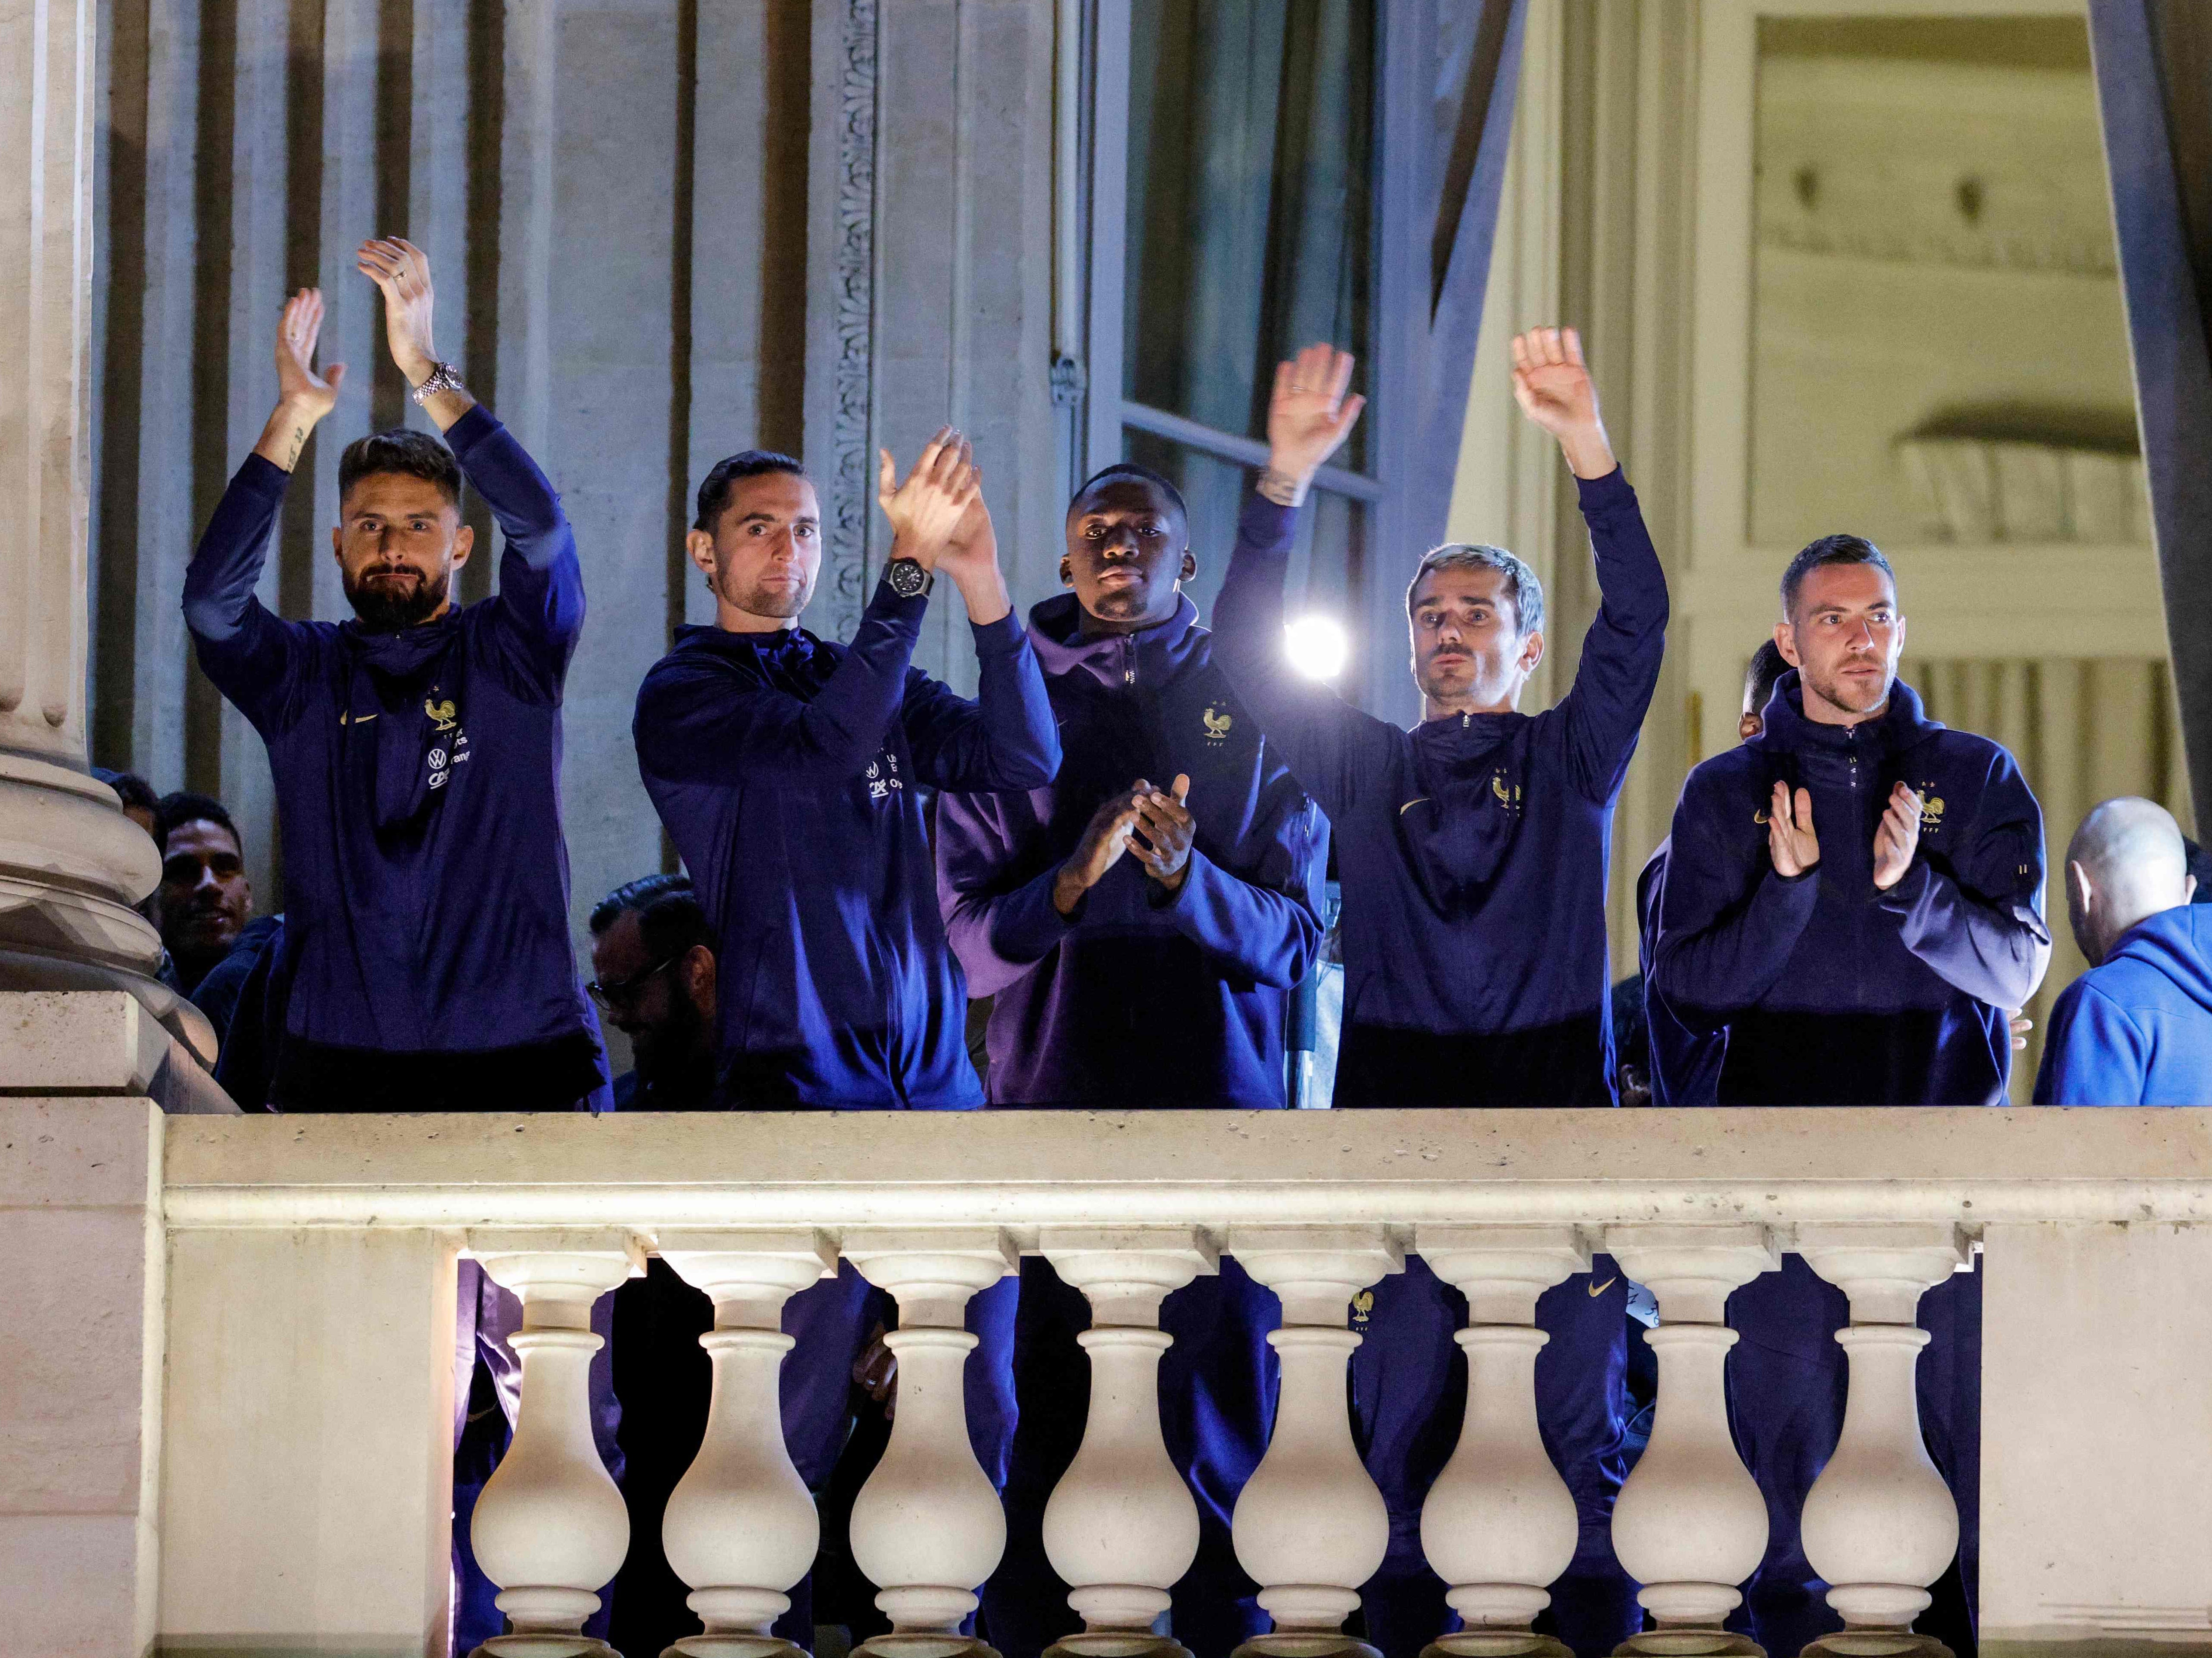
[722,570,814,620]
[1415,651,1481,703]
[345,566,451,629]
[1806,663,1893,717]
[633,992,709,1088]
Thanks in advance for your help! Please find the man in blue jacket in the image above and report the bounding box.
[938,434,1335,1653]
[634,433,1059,1640]
[184,242,606,1112]
[1653,534,2049,1658]
[2036,796,2211,1104]
[1212,330,1663,1656]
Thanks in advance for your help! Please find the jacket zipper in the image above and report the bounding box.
[1123,636,1136,687]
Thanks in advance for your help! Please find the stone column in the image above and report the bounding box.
[1038,1226,1217,1658]
[657,1232,841,1658]
[0,0,211,1061]
[1225,1226,1405,1658]
[1415,1226,1591,1658]
[843,1228,1021,1658]
[1604,1225,1780,1658]
[465,1232,644,1658]
[1796,1225,1970,1658]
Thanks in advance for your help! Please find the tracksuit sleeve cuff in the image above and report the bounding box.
[865,578,931,627]
[441,402,502,461]
[1873,857,1933,911]
[991,862,1082,959]
[1573,466,1635,513]
[235,453,294,495]
[1236,488,1300,558]
[970,610,1028,656]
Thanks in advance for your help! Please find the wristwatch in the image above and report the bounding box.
[411,361,467,405]
[885,558,934,599]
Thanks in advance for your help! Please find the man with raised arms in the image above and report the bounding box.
[184,240,605,1110]
[1212,329,1667,1655]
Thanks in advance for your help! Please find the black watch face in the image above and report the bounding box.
[887,559,928,598]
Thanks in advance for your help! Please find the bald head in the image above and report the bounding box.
[2065,797,2196,966]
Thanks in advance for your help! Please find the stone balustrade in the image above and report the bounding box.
[13,1030,2212,1656]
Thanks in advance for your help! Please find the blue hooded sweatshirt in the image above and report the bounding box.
[633,580,1059,1108]
[2035,905,2212,1104]
[1637,841,1728,1107]
[1210,469,1669,1107]
[183,406,606,1110]
[1654,671,2050,1105]
[936,588,1326,1109]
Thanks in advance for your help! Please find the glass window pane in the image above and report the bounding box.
[1124,430,1370,677]
[1123,0,1376,474]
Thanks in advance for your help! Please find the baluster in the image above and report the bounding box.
[1795,1225,1970,1658]
[465,1232,644,1658]
[1224,1226,1405,1658]
[1604,1225,1780,1658]
[1414,1226,1591,1658]
[842,1229,1020,1658]
[656,1232,841,1658]
[1037,1227,1218,1658]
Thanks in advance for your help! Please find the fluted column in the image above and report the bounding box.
[1414,1226,1590,1658]
[1225,1226,1405,1658]
[0,0,207,1059]
[1795,1226,1970,1658]
[656,1232,841,1658]
[843,1229,1019,1658]
[465,1233,643,1658]
[1605,1225,1781,1658]
[1038,1227,1217,1658]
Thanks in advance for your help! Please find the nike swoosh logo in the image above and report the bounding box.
[1398,797,1430,815]
[1588,1277,1617,1298]
[340,711,379,724]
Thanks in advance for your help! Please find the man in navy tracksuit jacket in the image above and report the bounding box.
[634,435,1059,1639]
[1654,535,2050,1658]
[2035,796,2211,1104]
[937,458,1328,1658]
[184,247,606,1112]
[1213,333,1664,1657]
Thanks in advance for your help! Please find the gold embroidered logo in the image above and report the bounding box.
[1588,1277,1618,1299]
[425,697,459,732]
[1350,1288,1374,1324]
[1490,770,1523,812]
[1202,706,1233,741]
[1753,807,1770,825]
[1919,791,1946,831]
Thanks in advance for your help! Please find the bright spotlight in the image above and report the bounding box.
[1283,615,1349,681]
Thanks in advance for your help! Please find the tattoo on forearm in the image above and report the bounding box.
[284,426,306,469]
[1256,466,1306,507]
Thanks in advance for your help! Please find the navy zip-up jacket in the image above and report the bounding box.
[634,581,1060,1109]
[1637,840,1727,1108]
[1654,672,2050,1105]
[937,588,1326,1108]
[183,406,605,1109]
[2034,905,2212,1104]
[1211,470,1669,1106]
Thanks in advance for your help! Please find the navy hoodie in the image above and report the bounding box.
[633,581,1059,1109]
[1210,471,1669,1106]
[2035,905,2212,1104]
[183,406,605,1109]
[937,588,1326,1108]
[1637,841,1727,1108]
[1655,672,2050,1105]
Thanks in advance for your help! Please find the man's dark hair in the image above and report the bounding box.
[338,428,463,512]
[154,791,242,857]
[1744,640,1790,714]
[1780,533,1894,617]
[95,767,159,818]
[1069,462,1189,532]
[695,451,809,533]
[589,872,716,963]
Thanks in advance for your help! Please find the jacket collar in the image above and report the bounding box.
[1027,591,1205,688]
[1752,669,1943,757]
[673,620,824,666]
[339,609,462,678]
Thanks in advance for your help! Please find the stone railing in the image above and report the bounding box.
[11,994,2212,1658]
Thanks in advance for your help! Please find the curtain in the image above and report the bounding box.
[1902,656,2196,1101]
[1122,0,1376,623]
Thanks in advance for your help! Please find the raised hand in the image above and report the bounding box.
[1768,781,1820,878]
[253,288,346,472]
[1130,774,1196,891]
[1263,343,1366,505]
[355,237,440,387]
[1872,781,1922,891]
[1509,326,1616,479]
[875,429,981,567]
